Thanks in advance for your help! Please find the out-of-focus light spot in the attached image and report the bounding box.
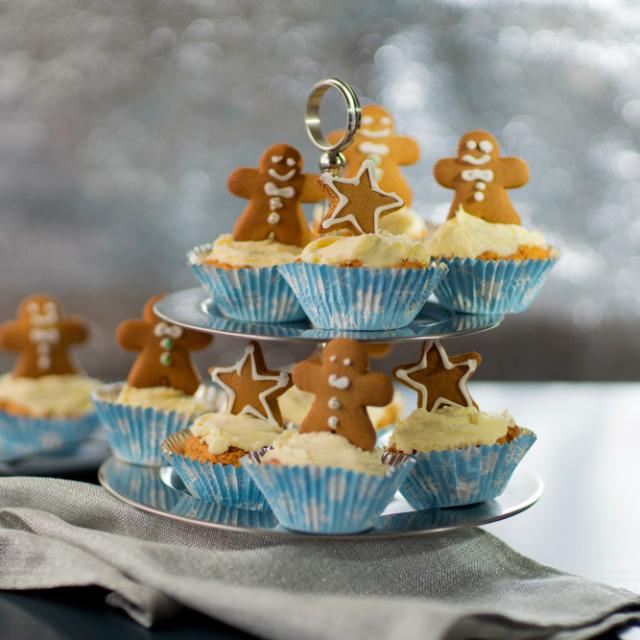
[614,150,640,180]
[572,298,603,331]
[622,99,640,127]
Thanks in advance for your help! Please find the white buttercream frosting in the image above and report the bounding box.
[0,373,100,418]
[190,412,283,454]
[261,431,388,476]
[199,234,301,268]
[425,208,548,259]
[116,385,213,415]
[389,405,515,452]
[301,232,431,267]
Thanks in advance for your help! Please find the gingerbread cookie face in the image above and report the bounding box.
[319,160,403,235]
[210,341,291,425]
[433,129,528,225]
[117,295,212,395]
[329,104,420,206]
[0,294,89,378]
[393,340,481,411]
[228,143,324,248]
[292,338,393,451]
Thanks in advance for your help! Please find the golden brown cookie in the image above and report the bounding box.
[393,340,481,411]
[292,338,393,451]
[328,104,420,206]
[117,294,212,395]
[210,341,291,425]
[0,294,89,378]
[433,130,528,225]
[319,160,404,235]
[229,143,324,247]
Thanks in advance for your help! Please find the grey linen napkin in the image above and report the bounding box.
[0,477,637,640]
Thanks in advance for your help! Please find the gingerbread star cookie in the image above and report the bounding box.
[292,338,393,451]
[117,294,212,395]
[433,130,528,225]
[393,340,481,411]
[319,159,404,236]
[0,294,89,378]
[210,341,291,425]
[328,104,420,206]
[228,143,324,247]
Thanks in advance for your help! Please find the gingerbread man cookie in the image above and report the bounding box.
[228,144,324,247]
[117,295,212,395]
[328,105,420,206]
[393,340,481,411]
[210,341,291,425]
[319,159,403,235]
[292,338,393,451]
[433,130,528,225]
[0,294,89,378]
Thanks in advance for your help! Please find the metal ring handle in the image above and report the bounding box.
[305,78,361,174]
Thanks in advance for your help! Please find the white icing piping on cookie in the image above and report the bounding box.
[268,168,296,181]
[461,169,494,203]
[461,153,491,166]
[394,340,476,411]
[29,327,59,371]
[328,374,350,390]
[358,141,389,155]
[319,159,403,235]
[210,343,290,426]
[360,128,392,138]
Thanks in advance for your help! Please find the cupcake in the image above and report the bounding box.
[93,294,214,465]
[0,294,101,459]
[388,339,536,509]
[242,339,414,533]
[430,130,558,314]
[279,160,447,330]
[162,340,291,508]
[188,143,324,323]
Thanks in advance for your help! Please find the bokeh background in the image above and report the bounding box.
[0,0,638,380]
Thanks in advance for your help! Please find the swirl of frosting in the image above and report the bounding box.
[389,405,515,452]
[301,232,431,268]
[202,234,301,268]
[0,373,100,418]
[425,208,549,259]
[261,431,388,476]
[190,412,283,454]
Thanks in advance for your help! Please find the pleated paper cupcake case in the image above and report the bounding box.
[92,383,193,466]
[386,429,536,510]
[162,430,270,510]
[0,410,100,462]
[434,257,557,315]
[241,456,415,534]
[187,243,306,323]
[278,262,448,330]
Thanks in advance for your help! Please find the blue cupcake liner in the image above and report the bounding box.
[278,262,448,330]
[241,455,415,534]
[161,429,270,509]
[92,383,195,466]
[173,494,278,527]
[187,243,306,323]
[386,429,536,509]
[0,409,100,462]
[434,257,557,315]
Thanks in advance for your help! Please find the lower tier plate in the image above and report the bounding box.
[98,456,542,540]
[154,287,503,343]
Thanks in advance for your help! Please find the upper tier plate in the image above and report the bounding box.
[155,288,502,343]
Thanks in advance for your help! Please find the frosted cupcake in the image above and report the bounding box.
[188,143,324,323]
[93,294,213,465]
[0,294,101,459]
[162,341,291,509]
[243,339,414,533]
[279,160,447,330]
[388,340,535,509]
[431,130,557,314]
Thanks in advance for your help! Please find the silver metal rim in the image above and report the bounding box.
[153,288,503,344]
[305,78,361,173]
[98,457,543,540]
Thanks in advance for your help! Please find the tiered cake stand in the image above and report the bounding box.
[98,288,543,539]
[99,78,543,538]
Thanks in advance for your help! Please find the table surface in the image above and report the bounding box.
[1,382,639,640]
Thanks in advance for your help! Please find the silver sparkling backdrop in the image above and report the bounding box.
[0,0,637,379]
